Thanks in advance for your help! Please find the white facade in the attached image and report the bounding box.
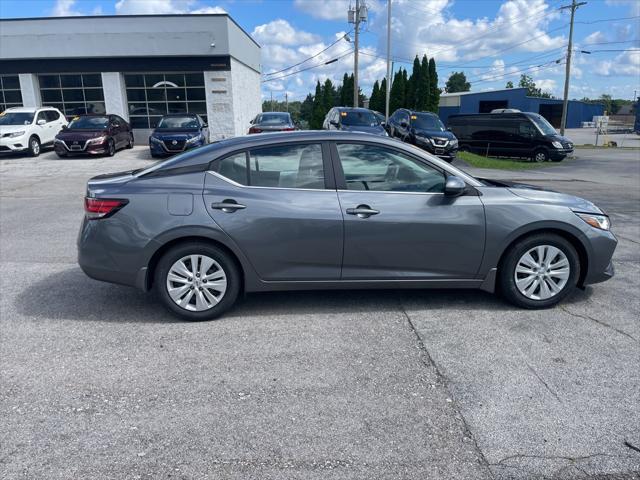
[0,14,262,139]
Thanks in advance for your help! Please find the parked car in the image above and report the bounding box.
[54,114,133,157]
[0,106,67,157]
[78,131,616,321]
[323,107,388,136]
[248,112,296,134]
[149,113,208,158]
[388,109,458,162]
[448,112,574,162]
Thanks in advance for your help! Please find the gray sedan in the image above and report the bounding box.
[78,131,616,321]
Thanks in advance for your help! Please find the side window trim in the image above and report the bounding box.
[209,141,336,191]
[330,141,447,194]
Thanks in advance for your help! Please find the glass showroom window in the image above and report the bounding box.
[38,74,105,117]
[0,75,23,112]
[124,73,206,129]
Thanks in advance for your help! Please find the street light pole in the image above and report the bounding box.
[559,0,587,135]
[353,0,360,107]
[385,0,391,121]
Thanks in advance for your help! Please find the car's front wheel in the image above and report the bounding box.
[532,148,549,162]
[106,139,116,157]
[499,233,580,309]
[28,136,41,157]
[154,243,241,321]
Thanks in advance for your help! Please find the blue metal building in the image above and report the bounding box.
[438,87,604,128]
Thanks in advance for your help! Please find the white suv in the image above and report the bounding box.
[0,106,68,157]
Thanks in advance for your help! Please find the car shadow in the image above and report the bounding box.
[15,266,529,324]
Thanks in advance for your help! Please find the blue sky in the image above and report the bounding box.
[1,0,638,101]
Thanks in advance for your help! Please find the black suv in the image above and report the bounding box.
[447,112,574,162]
[322,107,387,136]
[387,109,458,162]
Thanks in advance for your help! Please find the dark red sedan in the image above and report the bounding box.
[54,114,133,157]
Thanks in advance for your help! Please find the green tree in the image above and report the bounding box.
[406,56,421,109]
[322,78,336,113]
[517,74,552,98]
[416,55,430,111]
[379,77,387,114]
[310,81,325,129]
[300,93,314,125]
[389,68,406,113]
[445,71,470,93]
[428,57,439,112]
[369,80,381,112]
[505,80,514,89]
[339,73,352,106]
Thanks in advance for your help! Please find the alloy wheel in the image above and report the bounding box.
[534,151,547,162]
[166,255,228,311]
[514,245,570,300]
[31,139,40,155]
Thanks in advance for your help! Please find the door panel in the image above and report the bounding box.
[334,142,485,279]
[203,143,343,281]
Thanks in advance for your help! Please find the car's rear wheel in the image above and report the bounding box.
[154,243,240,321]
[499,233,579,309]
[28,136,41,157]
[532,148,549,162]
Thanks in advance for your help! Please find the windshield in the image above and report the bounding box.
[411,113,445,132]
[68,116,109,130]
[529,114,557,136]
[259,113,291,125]
[341,110,379,127]
[0,112,34,126]
[157,116,200,129]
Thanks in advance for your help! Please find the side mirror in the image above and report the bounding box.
[400,120,408,128]
[249,119,255,125]
[444,175,466,196]
[447,127,452,131]
[330,120,339,127]
[202,123,208,129]
[61,124,68,130]
[37,119,46,126]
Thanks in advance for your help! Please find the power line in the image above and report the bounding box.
[469,61,565,86]
[262,31,352,77]
[575,15,640,24]
[261,49,354,83]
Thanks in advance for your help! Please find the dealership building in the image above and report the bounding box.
[438,87,604,128]
[0,14,261,140]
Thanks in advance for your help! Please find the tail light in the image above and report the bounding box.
[282,127,295,131]
[248,127,262,134]
[84,197,128,219]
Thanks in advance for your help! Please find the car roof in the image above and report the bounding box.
[336,107,372,113]
[3,106,54,113]
[160,113,199,118]
[261,112,290,115]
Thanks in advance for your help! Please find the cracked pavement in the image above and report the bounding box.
[1,147,639,479]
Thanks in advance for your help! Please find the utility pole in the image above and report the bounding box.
[348,1,367,107]
[270,91,273,111]
[285,91,288,112]
[385,0,391,121]
[559,0,586,135]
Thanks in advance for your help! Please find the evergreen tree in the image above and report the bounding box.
[428,57,439,112]
[505,80,514,89]
[322,78,336,113]
[445,71,470,93]
[310,81,325,129]
[370,80,381,112]
[339,73,350,106]
[379,77,387,114]
[406,56,421,109]
[389,68,405,113]
[299,93,314,125]
[415,55,430,111]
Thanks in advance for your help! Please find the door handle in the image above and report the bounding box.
[211,200,246,213]
[346,204,379,218]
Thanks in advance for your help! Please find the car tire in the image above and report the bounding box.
[154,242,241,321]
[28,136,41,157]
[499,233,580,309]
[127,133,134,149]
[106,139,116,157]
[532,148,549,163]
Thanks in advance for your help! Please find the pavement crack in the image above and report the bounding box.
[492,452,613,466]
[616,234,640,245]
[525,362,561,402]
[398,301,496,480]
[559,305,638,343]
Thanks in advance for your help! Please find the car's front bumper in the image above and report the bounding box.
[149,138,203,156]
[54,139,109,155]
[550,148,573,160]
[414,137,458,161]
[0,135,28,152]
[582,229,617,285]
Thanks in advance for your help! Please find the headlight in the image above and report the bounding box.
[186,135,202,145]
[149,136,162,144]
[7,131,25,138]
[87,136,107,145]
[450,139,458,147]
[54,138,64,144]
[552,141,563,149]
[575,212,610,231]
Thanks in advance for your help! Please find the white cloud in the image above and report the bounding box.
[605,0,640,16]
[535,78,557,92]
[51,0,81,16]
[252,19,320,46]
[115,0,226,15]
[583,31,607,45]
[293,0,382,21]
[596,49,640,77]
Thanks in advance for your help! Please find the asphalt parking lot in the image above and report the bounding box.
[1,145,639,479]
